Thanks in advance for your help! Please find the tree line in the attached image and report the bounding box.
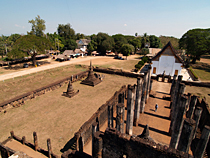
[2,15,208,65]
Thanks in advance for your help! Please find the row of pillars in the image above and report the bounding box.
[168,75,210,158]
[10,131,53,158]
[108,65,152,136]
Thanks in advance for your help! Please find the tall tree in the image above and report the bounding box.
[129,37,141,53]
[8,35,54,66]
[57,23,75,40]
[28,15,46,37]
[101,37,115,54]
[112,34,128,53]
[179,28,210,63]
[120,44,134,60]
[149,35,161,48]
[141,33,150,48]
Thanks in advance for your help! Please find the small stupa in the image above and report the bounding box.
[137,124,155,142]
[80,60,103,86]
[62,81,79,98]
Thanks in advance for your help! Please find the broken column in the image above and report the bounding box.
[126,85,135,135]
[116,103,125,133]
[74,132,80,151]
[170,75,177,95]
[194,125,210,158]
[177,118,196,153]
[169,96,187,149]
[47,138,52,158]
[92,131,103,158]
[92,122,98,156]
[145,65,151,102]
[169,83,186,135]
[134,77,142,126]
[140,71,148,113]
[192,107,203,139]
[108,103,113,128]
[33,132,38,151]
[118,92,125,104]
[186,95,197,119]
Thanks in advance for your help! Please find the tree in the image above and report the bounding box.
[28,15,46,37]
[65,39,77,50]
[8,35,54,66]
[112,34,128,53]
[135,33,138,37]
[87,40,97,54]
[57,23,75,40]
[129,37,141,53]
[149,35,161,48]
[159,35,178,49]
[141,48,149,56]
[76,33,85,40]
[101,37,115,54]
[179,28,210,64]
[141,33,150,48]
[120,44,134,60]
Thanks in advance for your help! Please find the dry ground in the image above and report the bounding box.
[0,73,137,155]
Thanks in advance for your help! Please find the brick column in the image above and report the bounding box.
[149,79,153,92]
[33,132,38,151]
[140,71,148,113]
[108,104,113,128]
[134,77,142,126]
[186,95,197,119]
[92,122,98,156]
[192,107,203,139]
[126,85,135,135]
[170,75,177,95]
[169,83,185,135]
[177,118,196,153]
[92,131,103,158]
[169,96,187,149]
[116,103,125,133]
[194,125,210,158]
[146,65,151,102]
[74,132,80,151]
[118,92,124,104]
[47,138,52,158]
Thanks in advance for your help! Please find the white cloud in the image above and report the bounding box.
[22,26,25,29]
[15,24,21,27]
[124,24,127,27]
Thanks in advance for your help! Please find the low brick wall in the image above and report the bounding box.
[74,85,127,149]
[102,128,193,158]
[0,70,89,112]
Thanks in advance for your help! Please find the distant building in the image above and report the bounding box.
[76,39,91,52]
[151,42,183,76]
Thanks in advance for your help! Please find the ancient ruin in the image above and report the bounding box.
[1,65,210,158]
[80,60,103,86]
[62,80,79,98]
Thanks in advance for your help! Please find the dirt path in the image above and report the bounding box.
[0,55,140,82]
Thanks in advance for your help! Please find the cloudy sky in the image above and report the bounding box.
[0,0,209,38]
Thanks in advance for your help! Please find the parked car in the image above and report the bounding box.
[114,56,124,60]
[23,63,29,68]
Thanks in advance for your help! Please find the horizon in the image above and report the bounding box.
[0,0,210,38]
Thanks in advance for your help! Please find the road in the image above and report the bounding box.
[0,56,105,81]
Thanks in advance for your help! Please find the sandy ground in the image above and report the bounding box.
[0,55,139,81]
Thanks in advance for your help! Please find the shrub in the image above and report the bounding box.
[142,56,148,63]
[138,60,144,65]
[135,64,142,70]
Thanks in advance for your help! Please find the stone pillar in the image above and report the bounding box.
[186,93,192,111]
[74,132,80,151]
[118,92,124,104]
[171,75,183,107]
[169,83,186,135]
[145,65,151,102]
[116,103,125,133]
[186,95,197,119]
[170,75,177,95]
[134,78,142,126]
[126,85,135,135]
[92,122,98,156]
[92,131,103,158]
[33,132,38,151]
[10,131,14,138]
[192,107,203,139]
[168,75,171,83]
[169,96,187,149]
[149,79,153,92]
[22,136,26,145]
[47,138,52,158]
[108,104,113,128]
[140,71,148,113]
[162,74,165,82]
[194,125,210,158]
[177,118,196,153]
[79,135,84,152]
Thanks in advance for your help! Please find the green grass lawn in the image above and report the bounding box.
[192,68,210,81]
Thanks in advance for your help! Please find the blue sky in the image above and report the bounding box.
[0,0,210,38]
